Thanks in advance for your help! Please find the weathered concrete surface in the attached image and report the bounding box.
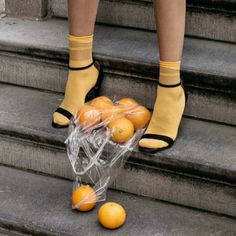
[0,228,25,236]
[50,0,236,43]
[0,84,235,216]
[0,0,4,13]
[1,134,236,217]
[0,166,236,236]
[0,18,235,83]
[5,0,48,19]
[0,17,235,124]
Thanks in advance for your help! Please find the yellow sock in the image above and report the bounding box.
[139,61,186,150]
[53,34,99,126]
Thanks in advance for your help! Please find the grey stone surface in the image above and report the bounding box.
[1,54,235,126]
[0,0,4,13]
[50,0,236,42]
[0,17,235,125]
[0,84,235,182]
[0,166,236,236]
[5,0,48,19]
[1,133,236,217]
[0,17,235,81]
[0,228,25,236]
[0,84,236,216]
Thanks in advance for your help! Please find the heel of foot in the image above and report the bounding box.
[53,111,71,126]
[139,138,168,149]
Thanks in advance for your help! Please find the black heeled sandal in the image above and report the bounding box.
[52,61,104,129]
[138,81,188,154]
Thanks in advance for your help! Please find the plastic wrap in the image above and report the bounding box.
[65,97,150,210]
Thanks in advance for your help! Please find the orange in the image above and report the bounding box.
[101,105,124,123]
[108,117,134,143]
[117,97,138,106]
[116,97,139,113]
[126,105,151,130]
[78,105,101,128]
[90,96,113,111]
[71,185,96,211]
[98,202,126,229]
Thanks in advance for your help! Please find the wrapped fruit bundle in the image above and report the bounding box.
[65,96,150,217]
[77,96,151,143]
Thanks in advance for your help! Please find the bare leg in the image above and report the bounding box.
[53,0,100,127]
[139,0,186,151]
[68,0,99,36]
[154,0,186,61]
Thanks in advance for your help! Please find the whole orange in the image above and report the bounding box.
[108,117,134,143]
[71,185,96,211]
[78,105,101,128]
[90,96,113,111]
[98,202,126,229]
[126,105,151,130]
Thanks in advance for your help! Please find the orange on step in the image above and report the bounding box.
[126,105,151,130]
[78,105,101,128]
[98,202,126,229]
[108,117,134,143]
[71,185,96,212]
[90,96,113,111]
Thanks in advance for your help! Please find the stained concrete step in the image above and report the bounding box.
[50,0,236,43]
[1,166,236,236]
[0,0,4,14]
[0,17,235,125]
[0,83,235,217]
[0,228,25,236]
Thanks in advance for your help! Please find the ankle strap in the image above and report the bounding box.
[68,61,94,70]
[158,81,182,88]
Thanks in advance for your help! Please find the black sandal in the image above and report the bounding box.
[138,81,187,153]
[52,61,104,129]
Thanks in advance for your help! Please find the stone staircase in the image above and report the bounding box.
[0,0,236,235]
[51,0,236,42]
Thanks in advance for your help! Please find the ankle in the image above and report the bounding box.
[159,60,181,85]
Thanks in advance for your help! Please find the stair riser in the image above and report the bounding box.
[51,0,236,43]
[0,135,235,217]
[5,0,48,19]
[0,53,235,125]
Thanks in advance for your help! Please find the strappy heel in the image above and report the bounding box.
[138,81,188,154]
[52,61,104,129]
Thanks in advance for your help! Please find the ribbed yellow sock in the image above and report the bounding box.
[139,61,186,149]
[53,34,99,126]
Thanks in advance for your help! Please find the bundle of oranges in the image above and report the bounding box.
[77,96,151,143]
[71,96,150,229]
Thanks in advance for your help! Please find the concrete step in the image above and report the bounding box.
[0,83,235,217]
[50,0,236,43]
[0,17,235,125]
[1,165,236,236]
[0,228,25,236]
[5,0,47,20]
[0,0,4,14]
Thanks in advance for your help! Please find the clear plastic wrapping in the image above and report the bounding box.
[65,97,150,210]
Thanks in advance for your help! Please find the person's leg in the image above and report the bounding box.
[53,0,100,126]
[68,0,99,36]
[139,0,186,150]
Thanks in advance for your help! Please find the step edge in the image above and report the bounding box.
[0,215,67,236]
[0,120,235,186]
[0,45,236,94]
